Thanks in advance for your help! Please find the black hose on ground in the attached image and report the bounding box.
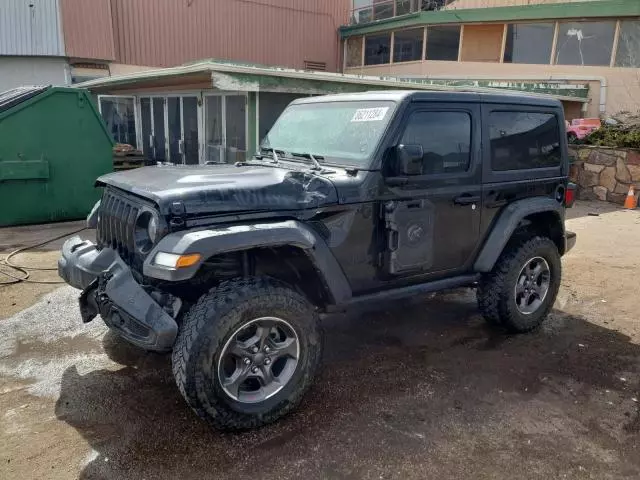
[0,227,87,285]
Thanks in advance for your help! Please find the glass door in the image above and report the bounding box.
[182,97,200,165]
[152,98,166,162]
[140,98,153,158]
[168,97,182,164]
[225,95,247,163]
[204,95,224,164]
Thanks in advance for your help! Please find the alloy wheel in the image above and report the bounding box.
[217,317,300,403]
[514,256,551,315]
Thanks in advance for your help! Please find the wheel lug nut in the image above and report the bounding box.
[264,346,270,353]
[264,358,271,365]
[243,358,251,365]
[251,346,259,353]
[251,366,259,374]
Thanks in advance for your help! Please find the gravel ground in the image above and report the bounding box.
[0,202,638,480]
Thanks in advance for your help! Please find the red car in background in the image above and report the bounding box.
[566,118,601,142]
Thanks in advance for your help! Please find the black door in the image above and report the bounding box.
[381,103,482,279]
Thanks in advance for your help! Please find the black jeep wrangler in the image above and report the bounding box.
[59,91,576,430]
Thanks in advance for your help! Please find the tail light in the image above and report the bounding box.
[565,182,576,208]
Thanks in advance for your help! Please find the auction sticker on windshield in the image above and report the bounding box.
[351,107,389,122]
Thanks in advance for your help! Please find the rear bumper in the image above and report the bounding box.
[58,236,178,352]
[565,231,577,253]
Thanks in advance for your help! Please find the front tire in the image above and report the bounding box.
[477,236,561,333]
[172,277,322,430]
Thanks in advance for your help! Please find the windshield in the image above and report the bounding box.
[261,100,396,168]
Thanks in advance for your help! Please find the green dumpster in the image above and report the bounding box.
[0,86,113,227]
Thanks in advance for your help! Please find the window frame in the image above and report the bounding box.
[385,102,481,183]
[98,94,139,149]
[393,27,425,63]
[482,104,567,184]
[425,24,462,62]
[364,32,392,65]
[554,20,617,67]
[614,19,640,68]
[503,22,556,65]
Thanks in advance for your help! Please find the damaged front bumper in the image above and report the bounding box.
[58,236,178,352]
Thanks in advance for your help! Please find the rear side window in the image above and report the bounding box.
[400,111,471,175]
[489,112,561,171]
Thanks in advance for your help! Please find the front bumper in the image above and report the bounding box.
[58,236,178,352]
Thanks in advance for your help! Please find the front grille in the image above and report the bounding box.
[96,188,141,267]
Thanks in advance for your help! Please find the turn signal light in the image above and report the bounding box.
[154,252,201,269]
[176,254,202,268]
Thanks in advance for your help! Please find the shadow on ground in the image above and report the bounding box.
[56,291,640,480]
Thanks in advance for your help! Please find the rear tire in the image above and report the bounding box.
[172,277,322,430]
[477,236,561,333]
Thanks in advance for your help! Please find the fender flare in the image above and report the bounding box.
[143,220,352,304]
[474,198,565,273]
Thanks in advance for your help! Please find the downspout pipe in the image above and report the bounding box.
[410,74,608,115]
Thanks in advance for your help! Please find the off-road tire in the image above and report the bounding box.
[172,276,322,430]
[477,236,561,333]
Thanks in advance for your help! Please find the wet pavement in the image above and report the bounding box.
[0,204,639,479]
[0,287,638,479]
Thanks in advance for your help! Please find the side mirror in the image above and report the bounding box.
[395,144,424,176]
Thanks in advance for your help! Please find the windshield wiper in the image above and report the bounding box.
[260,147,285,165]
[291,152,323,171]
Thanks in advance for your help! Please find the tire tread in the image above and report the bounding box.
[172,277,321,430]
[477,236,561,333]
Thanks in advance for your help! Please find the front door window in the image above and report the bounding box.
[384,107,480,276]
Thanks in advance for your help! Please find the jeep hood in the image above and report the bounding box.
[96,164,338,216]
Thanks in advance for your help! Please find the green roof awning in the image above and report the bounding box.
[341,0,640,38]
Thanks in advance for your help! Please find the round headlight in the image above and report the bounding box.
[134,211,157,253]
[148,215,159,243]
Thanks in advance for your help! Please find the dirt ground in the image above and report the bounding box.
[0,221,93,318]
[0,202,638,480]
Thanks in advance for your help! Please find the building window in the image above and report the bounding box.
[395,0,413,16]
[460,24,504,63]
[426,25,460,61]
[555,21,616,66]
[400,111,471,175]
[373,1,394,21]
[503,23,554,65]
[489,112,561,172]
[394,28,424,63]
[99,96,137,148]
[615,20,640,68]
[365,33,391,65]
[346,36,364,67]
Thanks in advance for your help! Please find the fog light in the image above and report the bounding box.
[154,252,201,269]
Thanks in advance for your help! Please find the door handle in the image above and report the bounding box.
[454,195,480,206]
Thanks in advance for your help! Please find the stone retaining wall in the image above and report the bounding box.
[568,146,640,204]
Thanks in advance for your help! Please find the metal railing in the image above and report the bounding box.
[349,0,602,25]
[350,1,447,25]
